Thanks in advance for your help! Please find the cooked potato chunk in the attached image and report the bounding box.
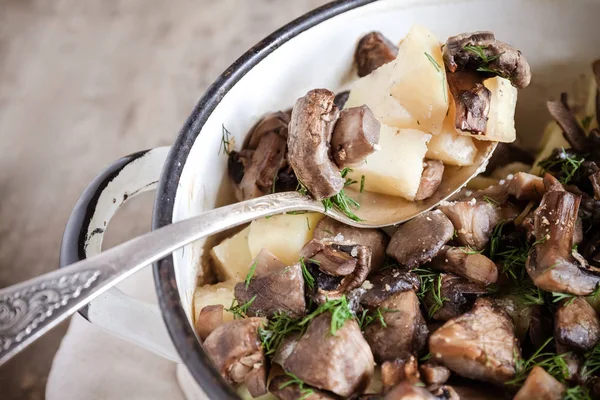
[427,112,478,166]
[458,76,517,143]
[247,213,323,266]
[347,125,431,200]
[389,25,449,134]
[209,226,253,282]
[193,280,236,323]
[346,62,417,129]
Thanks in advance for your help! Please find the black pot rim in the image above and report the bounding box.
[151,1,376,398]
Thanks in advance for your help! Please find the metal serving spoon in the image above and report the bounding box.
[0,141,495,365]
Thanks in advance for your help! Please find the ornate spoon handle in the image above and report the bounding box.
[0,192,318,365]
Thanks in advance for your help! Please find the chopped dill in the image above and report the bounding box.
[279,372,314,400]
[357,309,374,330]
[463,45,502,64]
[427,275,448,319]
[219,125,233,156]
[452,229,458,239]
[538,148,585,185]
[424,52,441,72]
[420,352,432,362]
[507,337,571,386]
[244,261,258,289]
[459,246,483,255]
[296,180,309,196]
[582,114,594,130]
[226,295,257,319]
[551,292,577,306]
[521,285,546,306]
[483,195,499,206]
[413,267,437,300]
[298,258,315,291]
[259,312,304,355]
[489,221,506,260]
[360,175,366,193]
[563,386,592,400]
[581,342,600,379]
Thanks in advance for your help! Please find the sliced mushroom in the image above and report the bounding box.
[494,295,535,342]
[513,366,565,400]
[360,269,421,308]
[547,95,588,153]
[507,172,545,201]
[282,312,374,397]
[239,131,287,200]
[555,297,600,352]
[251,248,288,275]
[381,356,421,393]
[430,246,498,286]
[526,175,600,295]
[419,361,451,389]
[288,89,343,200]
[334,90,350,110]
[195,304,224,341]
[234,263,306,318]
[301,239,372,304]
[364,290,428,362]
[313,217,389,270]
[203,317,267,388]
[331,105,380,168]
[429,298,519,384]
[384,382,436,400]
[387,210,455,268]
[438,199,503,251]
[446,70,491,134]
[268,375,337,400]
[246,111,290,149]
[425,274,487,321]
[443,31,532,89]
[355,31,399,77]
[415,160,445,201]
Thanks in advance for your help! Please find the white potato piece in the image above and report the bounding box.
[248,213,324,266]
[347,125,431,200]
[426,113,478,166]
[209,226,253,282]
[389,25,449,134]
[193,280,236,323]
[461,76,517,143]
[346,62,417,129]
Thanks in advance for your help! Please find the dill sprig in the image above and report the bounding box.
[322,167,362,221]
[551,292,577,306]
[563,385,592,400]
[219,125,233,155]
[483,195,500,206]
[538,148,585,185]
[358,307,396,329]
[463,45,504,75]
[279,372,314,400]
[225,295,257,319]
[413,267,438,300]
[360,175,366,193]
[489,220,506,260]
[298,258,315,291]
[581,342,600,379]
[313,296,354,335]
[507,337,571,386]
[427,275,448,319]
[420,352,432,362]
[424,52,441,72]
[244,261,258,289]
[582,115,594,130]
[459,246,483,255]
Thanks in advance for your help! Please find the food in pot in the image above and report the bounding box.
[195,27,600,399]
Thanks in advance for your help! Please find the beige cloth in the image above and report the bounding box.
[47,314,188,400]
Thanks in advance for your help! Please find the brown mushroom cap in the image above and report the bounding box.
[360,268,421,308]
[381,356,421,393]
[415,160,445,201]
[513,366,565,400]
[419,361,451,389]
[282,312,374,397]
[430,246,498,286]
[203,318,267,386]
[429,298,519,384]
[387,210,455,268]
[195,304,224,341]
[555,297,600,352]
[288,89,344,200]
[363,290,428,362]
[331,105,381,168]
[446,70,492,135]
[313,217,389,270]
[443,31,531,89]
[355,31,398,77]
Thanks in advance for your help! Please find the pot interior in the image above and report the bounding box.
[169,0,600,325]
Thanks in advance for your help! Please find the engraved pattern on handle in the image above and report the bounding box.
[0,191,320,365]
[0,270,102,352]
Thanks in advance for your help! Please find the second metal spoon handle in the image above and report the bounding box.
[0,191,320,366]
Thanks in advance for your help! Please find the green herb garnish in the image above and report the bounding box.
[226,295,257,319]
[259,312,305,355]
[563,386,592,400]
[582,115,594,130]
[244,261,258,289]
[551,292,577,306]
[279,372,314,400]
[360,175,366,193]
[219,125,233,156]
[299,258,315,291]
[424,52,441,72]
[427,275,448,319]
[507,337,571,386]
[459,246,483,255]
[483,195,500,206]
[538,148,585,185]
